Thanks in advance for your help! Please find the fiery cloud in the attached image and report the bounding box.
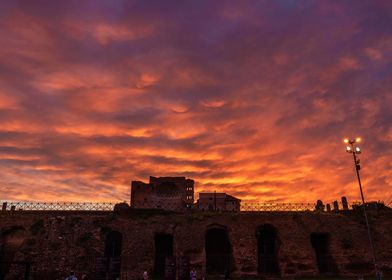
[0,1,391,203]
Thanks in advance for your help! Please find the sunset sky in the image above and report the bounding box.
[0,1,391,203]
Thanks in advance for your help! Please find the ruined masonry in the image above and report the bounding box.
[1,208,392,279]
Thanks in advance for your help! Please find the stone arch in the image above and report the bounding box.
[0,226,27,279]
[256,224,280,276]
[205,225,234,275]
[155,182,182,197]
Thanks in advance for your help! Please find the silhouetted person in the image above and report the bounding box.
[377,269,383,280]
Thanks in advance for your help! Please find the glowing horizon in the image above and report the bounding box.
[0,1,391,203]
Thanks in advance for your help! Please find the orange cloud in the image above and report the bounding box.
[0,1,391,205]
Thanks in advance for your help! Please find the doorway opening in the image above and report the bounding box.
[257,224,279,275]
[0,226,26,279]
[311,233,336,274]
[99,231,122,280]
[205,227,233,275]
[154,233,173,277]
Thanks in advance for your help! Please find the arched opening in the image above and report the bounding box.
[0,226,27,279]
[257,224,280,275]
[156,182,181,197]
[311,233,336,275]
[205,227,233,275]
[154,233,173,277]
[100,231,122,280]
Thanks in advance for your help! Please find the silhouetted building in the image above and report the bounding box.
[131,176,194,211]
[198,193,241,211]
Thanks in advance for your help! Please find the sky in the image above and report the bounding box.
[0,0,391,203]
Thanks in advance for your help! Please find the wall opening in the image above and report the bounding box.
[0,226,27,279]
[257,224,280,275]
[100,231,122,280]
[205,227,233,275]
[311,233,336,275]
[105,231,122,258]
[154,233,173,277]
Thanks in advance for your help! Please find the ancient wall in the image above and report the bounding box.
[0,208,391,279]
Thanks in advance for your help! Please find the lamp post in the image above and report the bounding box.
[344,137,380,280]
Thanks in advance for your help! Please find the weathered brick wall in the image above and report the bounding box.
[0,209,391,279]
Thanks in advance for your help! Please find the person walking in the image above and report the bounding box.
[190,268,197,280]
[65,271,78,280]
[142,269,149,280]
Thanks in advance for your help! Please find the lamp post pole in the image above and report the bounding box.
[345,138,380,280]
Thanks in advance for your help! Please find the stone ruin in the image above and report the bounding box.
[0,205,392,279]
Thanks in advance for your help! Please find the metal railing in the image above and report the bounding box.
[0,201,115,211]
[240,202,316,211]
[1,200,390,212]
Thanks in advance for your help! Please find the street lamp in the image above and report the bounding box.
[344,137,380,280]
